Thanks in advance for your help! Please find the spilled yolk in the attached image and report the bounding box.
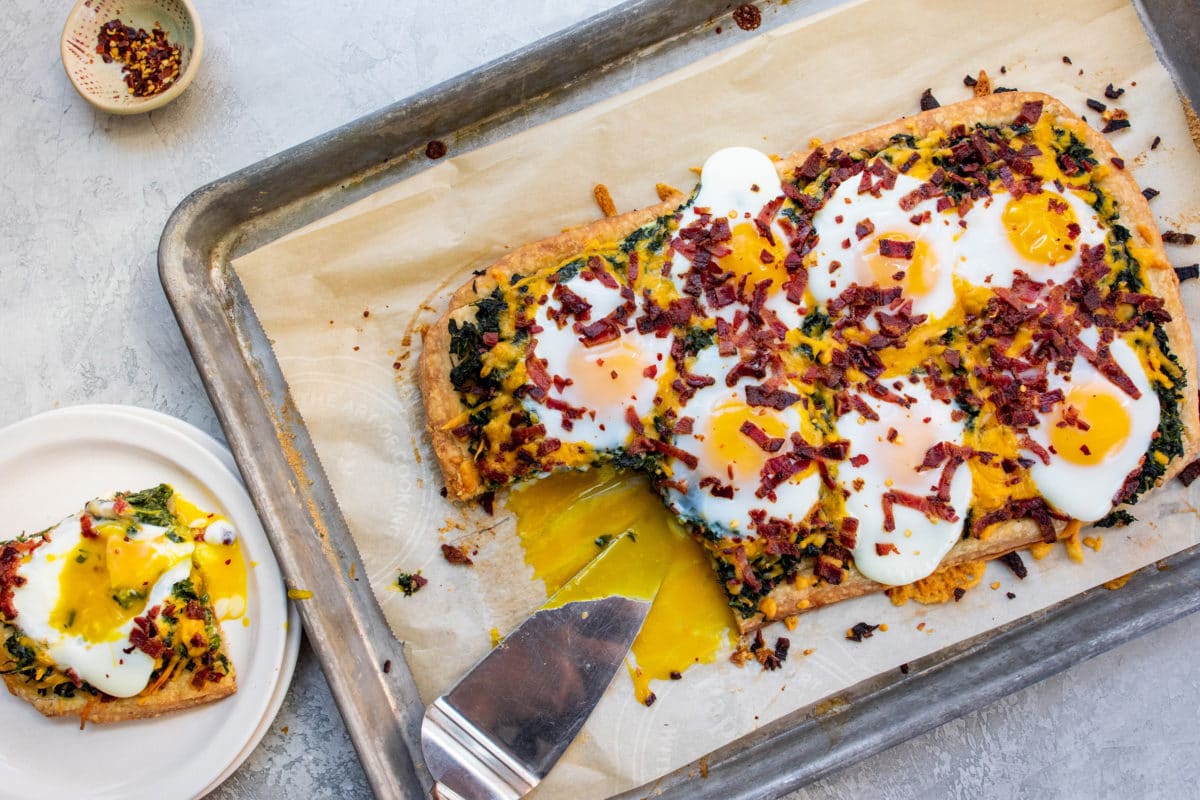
[864,233,937,296]
[193,541,248,620]
[575,338,648,407]
[173,496,249,620]
[506,467,733,703]
[1050,385,1131,466]
[52,535,142,642]
[704,400,789,484]
[720,221,789,289]
[1002,192,1078,265]
[49,492,249,642]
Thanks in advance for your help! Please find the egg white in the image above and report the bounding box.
[836,380,972,585]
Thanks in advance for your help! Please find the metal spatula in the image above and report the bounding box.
[421,532,661,800]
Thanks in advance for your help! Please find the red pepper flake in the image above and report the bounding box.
[732,3,762,31]
[96,20,183,98]
[425,140,448,159]
[441,543,474,566]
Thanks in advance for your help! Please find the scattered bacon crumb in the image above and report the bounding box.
[1179,458,1200,487]
[425,140,447,159]
[441,543,474,566]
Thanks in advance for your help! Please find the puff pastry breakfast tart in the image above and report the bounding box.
[0,484,245,723]
[420,92,1198,636]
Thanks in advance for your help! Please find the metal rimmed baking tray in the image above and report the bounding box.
[159,1,1200,798]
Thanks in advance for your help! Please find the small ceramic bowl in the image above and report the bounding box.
[61,0,204,115]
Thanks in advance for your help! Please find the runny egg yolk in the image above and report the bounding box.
[1050,384,1132,466]
[704,399,789,484]
[863,232,937,296]
[51,533,145,643]
[507,467,732,704]
[174,495,249,620]
[574,338,649,407]
[1001,192,1078,265]
[720,221,789,289]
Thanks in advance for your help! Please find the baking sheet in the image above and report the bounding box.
[229,0,1200,796]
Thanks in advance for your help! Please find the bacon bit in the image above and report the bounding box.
[112,495,131,515]
[1019,436,1052,466]
[624,407,645,436]
[877,238,915,259]
[898,152,920,174]
[128,626,166,659]
[876,542,900,556]
[1163,231,1197,246]
[846,621,879,642]
[637,437,699,470]
[814,555,844,585]
[425,140,447,159]
[1151,135,1162,150]
[79,515,98,539]
[698,476,735,499]
[739,420,784,452]
[185,599,206,620]
[1110,157,1125,170]
[1179,458,1200,487]
[1015,100,1043,126]
[441,543,474,566]
[745,384,801,410]
[1175,264,1199,282]
[855,218,875,241]
[536,438,561,457]
[1000,551,1028,579]
[797,147,826,181]
[972,497,1064,542]
[919,88,940,111]
[1105,83,1125,100]
[849,453,869,468]
[592,184,617,217]
[1102,118,1131,134]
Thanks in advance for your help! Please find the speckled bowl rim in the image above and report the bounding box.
[60,0,205,115]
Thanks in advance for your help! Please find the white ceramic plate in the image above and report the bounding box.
[0,405,297,800]
[94,404,302,797]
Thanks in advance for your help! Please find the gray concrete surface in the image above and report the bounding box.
[1,1,1197,797]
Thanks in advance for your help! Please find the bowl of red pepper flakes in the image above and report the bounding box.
[60,0,203,115]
